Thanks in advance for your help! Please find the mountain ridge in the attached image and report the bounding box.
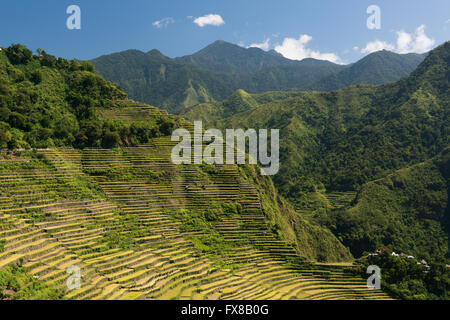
[310,50,427,91]
[91,40,426,113]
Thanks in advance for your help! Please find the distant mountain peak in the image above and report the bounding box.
[308,48,426,90]
[197,40,244,55]
[176,39,295,74]
[146,48,168,58]
[212,39,227,45]
[267,49,284,57]
[234,88,249,95]
[147,48,162,55]
[298,57,338,67]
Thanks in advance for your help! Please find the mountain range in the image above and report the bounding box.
[91,40,425,113]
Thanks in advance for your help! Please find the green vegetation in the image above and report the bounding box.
[0,44,183,149]
[310,50,426,91]
[0,150,104,205]
[321,147,449,260]
[353,250,450,300]
[0,41,447,300]
[200,41,449,199]
[0,142,385,300]
[180,89,306,123]
[0,263,64,300]
[168,208,220,233]
[184,42,450,267]
[176,40,297,75]
[91,40,423,113]
[91,48,233,113]
[238,163,352,262]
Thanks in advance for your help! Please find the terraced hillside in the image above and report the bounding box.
[0,134,389,300]
[0,44,391,300]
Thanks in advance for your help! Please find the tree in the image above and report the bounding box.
[5,44,33,65]
[29,70,42,84]
[101,130,120,148]
[81,61,95,72]
[0,127,12,149]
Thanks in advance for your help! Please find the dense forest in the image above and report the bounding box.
[0,44,182,150]
[320,147,449,259]
[0,263,64,300]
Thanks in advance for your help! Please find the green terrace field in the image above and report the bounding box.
[0,136,390,300]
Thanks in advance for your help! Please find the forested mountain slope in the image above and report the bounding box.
[309,50,426,91]
[205,41,448,198]
[320,147,449,259]
[91,41,424,113]
[91,49,233,113]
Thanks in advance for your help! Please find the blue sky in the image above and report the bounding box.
[0,0,449,63]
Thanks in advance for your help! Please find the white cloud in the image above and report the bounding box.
[396,25,435,53]
[248,38,270,51]
[274,34,341,63]
[361,40,395,53]
[193,14,225,27]
[395,30,413,53]
[353,46,359,51]
[152,17,174,29]
[361,24,435,54]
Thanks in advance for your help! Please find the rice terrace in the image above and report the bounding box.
[0,106,390,300]
[0,0,449,308]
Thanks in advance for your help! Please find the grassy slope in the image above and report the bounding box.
[239,164,351,262]
[178,89,307,124]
